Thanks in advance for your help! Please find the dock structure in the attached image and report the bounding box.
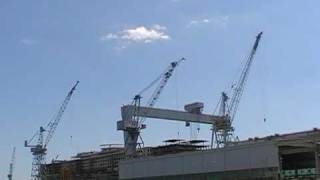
[44,128,320,180]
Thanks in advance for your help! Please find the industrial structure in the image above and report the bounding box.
[43,140,209,179]
[25,81,79,180]
[44,129,320,179]
[118,32,263,156]
[119,129,320,179]
[7,147,16,180]
[40,32,320,179]
[45,145,125,180]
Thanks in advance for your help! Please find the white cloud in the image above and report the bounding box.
[20,39,38,45]
[122,26,170,43]
[189,19,211,26]
[187,16,229,28]
[101,24,170,44]
[100,33,118,41]
[152,24,167,31]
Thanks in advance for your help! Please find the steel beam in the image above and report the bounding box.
[121,105,224,124]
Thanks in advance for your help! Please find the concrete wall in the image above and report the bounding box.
[119,142,279,179]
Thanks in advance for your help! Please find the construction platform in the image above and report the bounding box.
[45,128,320,180]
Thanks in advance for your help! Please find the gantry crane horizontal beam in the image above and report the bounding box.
[120,105,224,125]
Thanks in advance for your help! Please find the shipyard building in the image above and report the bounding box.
[45,129,320,180]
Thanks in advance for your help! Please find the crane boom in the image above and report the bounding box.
[146,58,185,107]
[7,147,16,180]
[228,32,263,123]
[120,58,185,156]
[44,81,79,146]
[138,58,185,126]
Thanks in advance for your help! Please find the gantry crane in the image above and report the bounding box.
[25,81,79,180]
[213,32,263,148]
[118,58,185,156]
[7,147,16,180]
[118,33,263,153]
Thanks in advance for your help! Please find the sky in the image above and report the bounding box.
[1,0,320,179]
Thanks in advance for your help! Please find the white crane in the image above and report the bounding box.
[213,32,263,148]
[25,81,79,180]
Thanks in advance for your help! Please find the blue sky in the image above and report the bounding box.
[1,0,320,179]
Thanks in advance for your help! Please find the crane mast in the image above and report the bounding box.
[25,81,79,180]
[213,32,263,148]
[7,147,16,180]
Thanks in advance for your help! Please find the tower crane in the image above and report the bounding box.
[25,81,79,180]
[213,32,263,148]
[118,58,185,156]
[7,147,16,180]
